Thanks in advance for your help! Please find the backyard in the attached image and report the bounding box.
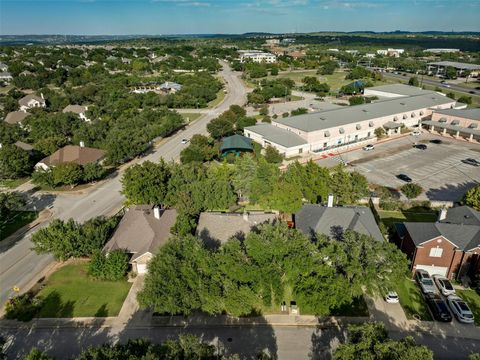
[395,277,432,321]
[0,211,38,241]
[377,209,438,230]
[35,262,131,318]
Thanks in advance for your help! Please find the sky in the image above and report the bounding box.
[1,0,480,35]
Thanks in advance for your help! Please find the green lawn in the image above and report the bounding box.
[0,178,29,189]
[0,211,38,241]
[456,289,480,326]
[36,263,131,318]
[395,277,432,321]
[181,113,202,122]
[377,210,437,229]
[207,89,226,108]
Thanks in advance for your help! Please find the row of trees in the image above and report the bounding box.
[31,216,119,261]
[121,158,369,234]
[206,105,256,140]
[138,223,409,316]
[32,163,106,188]
[247,78,295,104]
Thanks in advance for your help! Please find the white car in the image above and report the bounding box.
[181,138,189,144]
[411,130,421,136]
[433,275,455,296]
[385,291,399,303]
[447,295,474,324]
[363,144,375,151]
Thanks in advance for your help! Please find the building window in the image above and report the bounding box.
[299,148,303,154]
[323,142,327,148]
[429,247,443,258]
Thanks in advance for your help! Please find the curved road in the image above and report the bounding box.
[0,61,247,306]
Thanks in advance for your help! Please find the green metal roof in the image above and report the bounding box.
[220,134,253,152]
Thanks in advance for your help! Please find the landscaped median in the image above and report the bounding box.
[395,277,432,321]
[456,289,480,326]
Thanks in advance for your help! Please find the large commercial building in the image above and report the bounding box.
[238,50,277,63]
[427,61,480,77]
[422,108,480,142]
[244,85,458,158]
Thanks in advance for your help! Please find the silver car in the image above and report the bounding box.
[447,295,474,324]
[415,269,437,294]
[433,275,455,296]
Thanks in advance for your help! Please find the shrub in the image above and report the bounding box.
[282,112,290,118]
[259,105,268,116]
[88,249,129,281]
[291,107,308,116]
[262,115,271,123]
[401,183,423,199]
[349,96,365,106]
[5,293,42,322]
[380,200,403,211]
[458,96,473,105]
[374,127,386,139]
[264,146,284,164]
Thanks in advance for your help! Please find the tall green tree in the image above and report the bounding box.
[0,144,32,179]
[464,185,480,210]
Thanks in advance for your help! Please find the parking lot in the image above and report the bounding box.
[340,134,480,201]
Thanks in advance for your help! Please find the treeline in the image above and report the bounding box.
[121,157,369,234]
[138,223,409,316]
[247,78,295,104]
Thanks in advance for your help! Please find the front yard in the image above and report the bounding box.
[0,211,38,241]
[35,263,131,318]
[395,277,432,321]
[456,289,480,326]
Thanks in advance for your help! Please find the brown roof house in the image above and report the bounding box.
[196,211,277,248]
[103,205,177,274]
[19,94,46,111]
[34,144,105,171]
[395,206,480,280]
[63,105,91,122]
[4,111,31,125]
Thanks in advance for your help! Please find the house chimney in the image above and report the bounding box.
[79,141,85,147]
[153,206,161,220]
[327,194,334,208]
[243,211,249,222]
[438,208,447,222]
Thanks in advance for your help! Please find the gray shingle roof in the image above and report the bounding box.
[403,207,480,252]
[273,92,454,133]
[103,206,177,261]
[4,111,30,125]
[245,123,307,148]
[295,204,384,242]
[433,108,480,121]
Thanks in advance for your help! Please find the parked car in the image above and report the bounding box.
[425,294,453,322]
[461,158,480,167]
[414,144,427,150]
[411,130,421,136]
[363,144,375,151]
[447,295,475,324]
[442,84,451,88]
[415,269,437,294]
[430,139,443,144]
[181,138,189,144]
[469,90,475,94]
[433,275,456,296]
[397,174,413,183]
[385,291,399,304]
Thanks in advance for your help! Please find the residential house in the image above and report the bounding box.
[196,212,277,248]
[63,105,91,122]
[294,200,384,242]
[103,205,177,274]
[35,144,105,171]
[159,81,182,94]
[18,94,46,111]
[4,111,31,125]
[0,63,8,72]
[395,206,480,279]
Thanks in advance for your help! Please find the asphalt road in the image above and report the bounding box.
[0,61,247,307]
[382,72,480,96]
[1,324,479,359]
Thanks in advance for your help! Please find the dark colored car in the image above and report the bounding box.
[462,158,480,167]
[430,139,442,144]
[397,174,412,182]
[425,294,453,322]
[414,144,427,150]
[469,90,475,94]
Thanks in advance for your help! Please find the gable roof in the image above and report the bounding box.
[19,94,45,107]
[63,105,87,114]
[4,111,30,125]
[38,145,105,167]
[103,206,177,261]
[273,92,454,133]
[196,212,277,244]
[220,134,253,152]
[295,204,384,242]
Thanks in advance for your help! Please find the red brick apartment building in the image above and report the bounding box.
[395,206,480,280]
